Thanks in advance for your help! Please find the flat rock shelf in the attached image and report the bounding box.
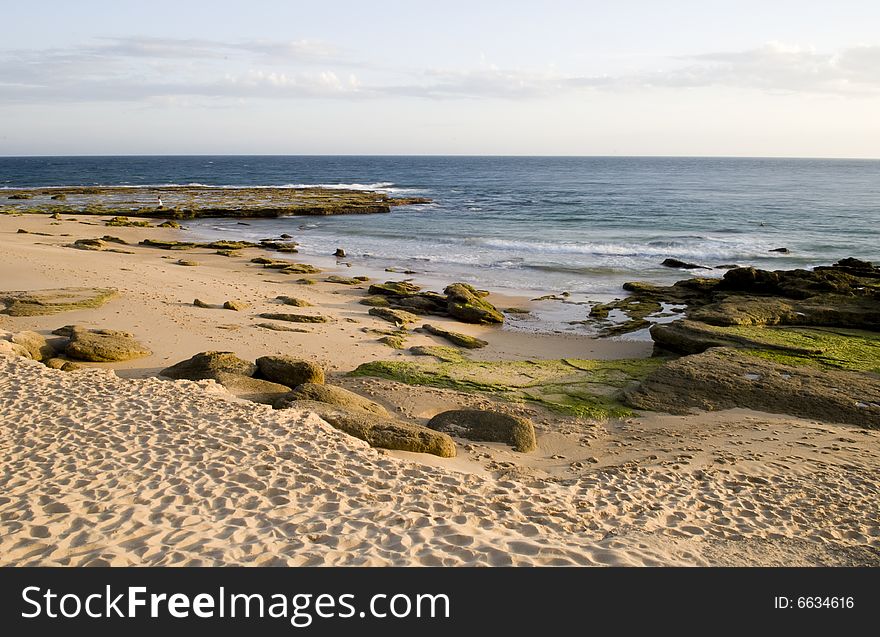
[0,185,431,218]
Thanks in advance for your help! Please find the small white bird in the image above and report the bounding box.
[158,196,163,208]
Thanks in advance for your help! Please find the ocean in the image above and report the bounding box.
[3,155,879,333]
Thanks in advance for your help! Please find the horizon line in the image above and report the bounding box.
[2,153,880,161]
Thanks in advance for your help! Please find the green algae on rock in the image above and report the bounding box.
[0,288,117,316]
[420,323,488,349]
[351,357,665,420]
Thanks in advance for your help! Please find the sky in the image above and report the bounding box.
[1,0,879,157]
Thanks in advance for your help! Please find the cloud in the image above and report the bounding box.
[1,38,879,104]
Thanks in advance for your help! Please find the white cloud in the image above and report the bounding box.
[1,38,879,104]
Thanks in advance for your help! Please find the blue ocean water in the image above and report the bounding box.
[3,155,879,301]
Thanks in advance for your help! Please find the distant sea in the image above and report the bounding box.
[4,155,879,333]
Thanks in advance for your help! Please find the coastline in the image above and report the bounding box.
[1,211,879,566]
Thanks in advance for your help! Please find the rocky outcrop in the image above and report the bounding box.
[426,409,537,452]
[0,288,117,316]
[661,258,703,269]
[160,351,257,380]
[256,356,324,388]
[421,324,488,349]
[258,313,330,323]
[361,281,504,325]
[275,383,387,416]
[65,328,151,362]
[11,330,55,361]
[368,307,419,327]
[213,372,291,405]
[626,348,880,428]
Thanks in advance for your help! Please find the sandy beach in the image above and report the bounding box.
[1,212,879,566]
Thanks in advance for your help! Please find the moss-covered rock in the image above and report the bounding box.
[276,295,312,307]
[193,299,213,308]
[421,323,488,349]
[427,409,537,452]
[352,357,663,420]
[160,351,256,380]
[325,275,362,285]
[223,300,248,311]
[368,281,422,296]
[72,238,106,251]
[176,259,199,267]
[258,312,330,324]
[256,356,324,388]
[359,295,391,307]
[368,307,420,327]
[378,334,408,349]
[0,288,117,316]
[626,348,880,428]
[157,220,181,229]
[444,283,504,324]
[106,216,151,227]
[408,345,468,362]
[275,383,388,416]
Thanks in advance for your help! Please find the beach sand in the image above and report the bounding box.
[1,213,878,566]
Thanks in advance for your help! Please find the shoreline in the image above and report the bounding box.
[1,211,879,566]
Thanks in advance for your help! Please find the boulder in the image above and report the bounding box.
[0,336,30,358]
[223,300,248,311]
[661,258,703,269]
[426,409,537,452]
[421,323,488,349]
[276,296,311,307]
[275,383,388,416]
[256,356,324,388]
[307,407,456,457]
[72,238,105,251]
[11,331,56,361]
[65,329,151,362]
[160,351,256,380]
[625,348,880,428]
[368,307,419,327]
[334,248,346,258]
[213,372,291,405]
[444,283,504,324]
[359,296,390,307]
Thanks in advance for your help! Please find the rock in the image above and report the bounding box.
[276,296,312,307]
[281,264,321,275]
[176,259,199,266]
[51,197,65,203]
[106,216,150,227]
[258,313,330,323]
[368,307,420,327]
[295,278,316,285]
[690,294,880,329]
[625,348,880,428]
[368,281,422,296]
[649,319,822,355]
[193,299,212,308]
[421,323,488,349]
[223,300,248,311]
[16,229,29,233]
[65,329,151,362]
[334,248,346,258]
[769,247,790,253]
[100,235,128,244]
[72,238,105,251]
[51,325,85,338]
[444,283,504,324]
[213,372,291,404]
[160,351,257,380]
[157,220,181,228]
[256,356,324,388]
[714,264,739,269]
[426,409,537,452]
[253,323,310,333]
[11,331,55,361]
[215,249,240,257]
[0,336,30,358]
[44,358,68,369]
[310,407,456,457]
[251,257,294,268]
[325,275,362,285]
[661,258,703,269]
[275,383,388,416]
[408,345,467,362]
[359,295,390,307]
[378,334,407,349]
